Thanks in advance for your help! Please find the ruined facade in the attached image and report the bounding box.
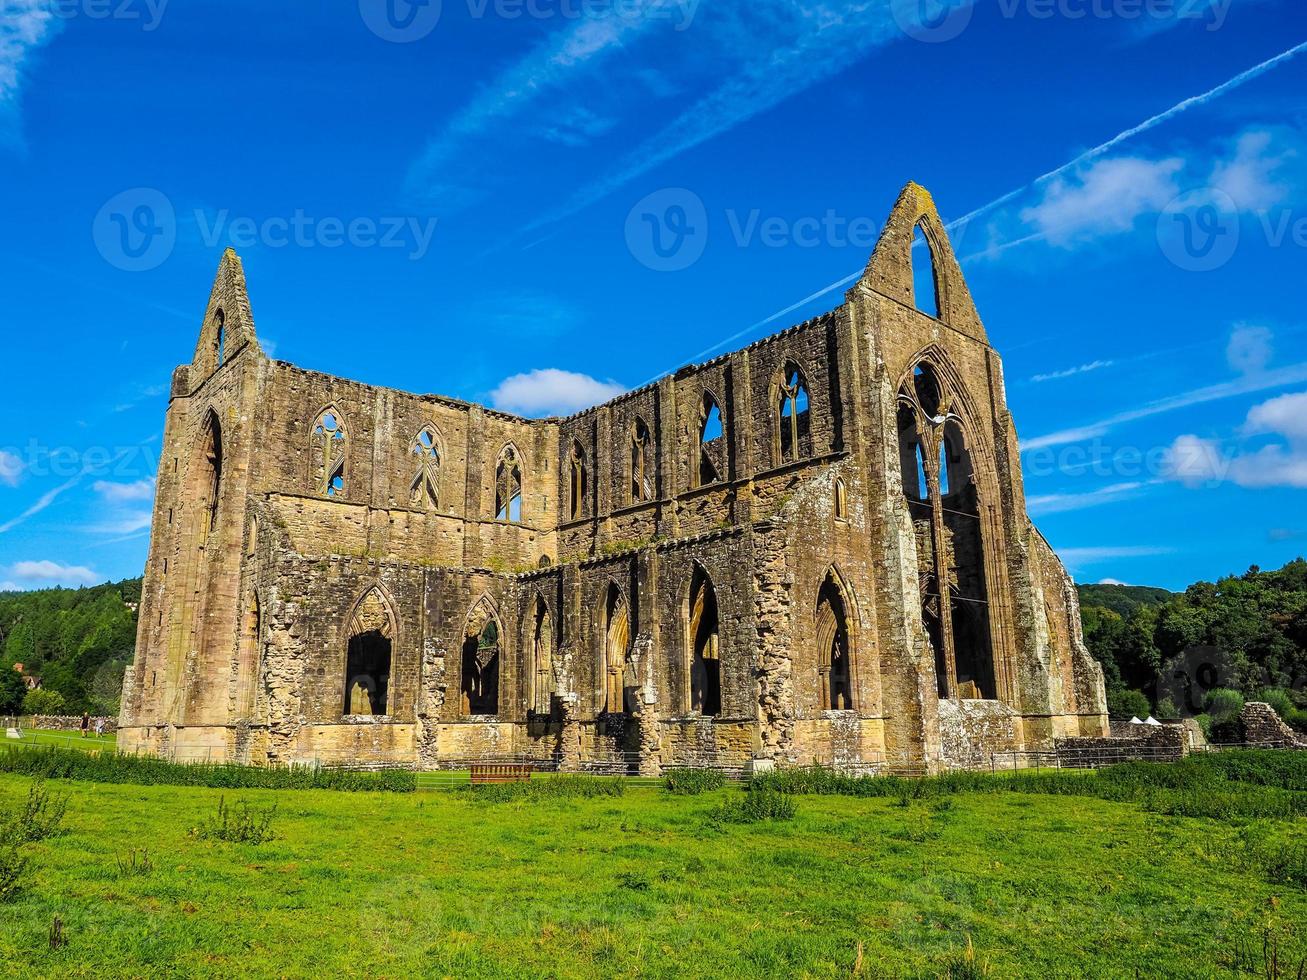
[118,184,1108,772]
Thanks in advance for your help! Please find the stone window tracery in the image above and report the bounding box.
[410,427,440,509]
[311,410,347,498]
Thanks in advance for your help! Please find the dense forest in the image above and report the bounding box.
[0,578,141,716]
[2,559,1305,731]
[1079,558,1307,734]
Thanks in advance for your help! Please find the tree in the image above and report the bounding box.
[23,688,67,716]
[0,666,25,715]
[1107,687,1150,720]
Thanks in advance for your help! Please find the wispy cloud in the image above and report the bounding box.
[0,474,81,534]
[1056,545,1175,568]
[1166,390,1307,489]
[87,510,154,536]
[93,479,156,503]
[0,0,61,137]
[1020,156,1184,247]
[490,369,626,417]
[1026,481,1148,515]
[1022,358,1307,452]
[8,560,101,587]
[1030,359,1115,384]
[1227,323,1274,375]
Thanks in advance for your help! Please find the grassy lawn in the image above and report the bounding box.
[1,770,1304,978]
[5,729,118,754]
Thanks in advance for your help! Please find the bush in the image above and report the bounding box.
[0,839,25,903]
[1107,687,1151,720]
[663,768,726,795]
[22,689,66,716]
[709,788,797,824]
[191,797,278,844]
[0,746,415,792]
[1255,688,1296,720]
[0,780,68,843]
[470,775,625,802]
[1155,696,1179,721]
[1204,688,1245,723]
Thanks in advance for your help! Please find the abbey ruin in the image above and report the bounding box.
[117,183,1109,772]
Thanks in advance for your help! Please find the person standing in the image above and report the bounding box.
[80,712,90,738]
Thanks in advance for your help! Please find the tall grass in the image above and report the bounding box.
[468,775,626,802]
[0,746,416,792]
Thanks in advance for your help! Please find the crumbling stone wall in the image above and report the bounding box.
[119,184,1108,771]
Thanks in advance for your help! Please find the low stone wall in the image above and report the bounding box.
[1056,724,1188,768]
[23,715,118,734]
[1240,702,1307,747]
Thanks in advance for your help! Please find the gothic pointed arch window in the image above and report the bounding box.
[213,308,226,369]
[833,477,848,520]
[602,584,631,713]
[897,358,997,701]
[530,596,554,716]
[695,393,724,488]
[816,571,853,710]
[911,223,941,319]
[688,565,721,716]
[568,441,587,521]
[461,601,501,715]
[194,410,223,540]
[311,409,347,498]
[410,426,441,509]
[343,588,394,717]
[630,417,653,503]
[494,446,523,523]
[776,363,812,464]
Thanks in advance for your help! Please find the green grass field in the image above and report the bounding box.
[1,764,1305,979]
[5,729,118,753]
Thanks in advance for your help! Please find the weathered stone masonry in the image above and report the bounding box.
[118,183,1108,771]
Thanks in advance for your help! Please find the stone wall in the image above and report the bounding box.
[24,715,118,734]
[1240,702,1307,747]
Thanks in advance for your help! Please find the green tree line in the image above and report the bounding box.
[1079,558,1307,734]
[0,578,141,717]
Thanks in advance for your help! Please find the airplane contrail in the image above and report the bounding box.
[667,39,1307,374]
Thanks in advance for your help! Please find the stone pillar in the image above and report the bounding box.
[556,694,582,771]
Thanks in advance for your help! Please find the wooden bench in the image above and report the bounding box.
[470,763,533,785]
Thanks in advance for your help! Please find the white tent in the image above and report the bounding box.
[1144,716,1162,726]
[1128,716,1143,724]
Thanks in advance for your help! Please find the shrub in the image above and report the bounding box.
[1155,696,1180,720]
[709,788,797,824]
[0,746,415,792]
[1255,688,1297,720]
[1107,687,1151,720]
[1,780,68,843]
[22,689,66,716]
[1204,688,1245,724]
[192,797,278,844]
[663,768,726,795]
[470,775,625,802]
[0,839,26,903]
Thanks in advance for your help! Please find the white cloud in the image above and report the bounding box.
[1026,481,1146,515]
[0,0,60,130]
[0,449,22,486]
[490,369,626,418]
[1097,578,1130,586]
[1030,359,1115,384]
[1019,156,1184,247]
[93,479,156,503]
[1210,128,1297,211]
[0,581,20,592]
[9,560,100,586]
[1166,391,1307,490]
[1227,324,1273,375]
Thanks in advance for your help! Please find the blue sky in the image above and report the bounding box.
[0,0,1304,592]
